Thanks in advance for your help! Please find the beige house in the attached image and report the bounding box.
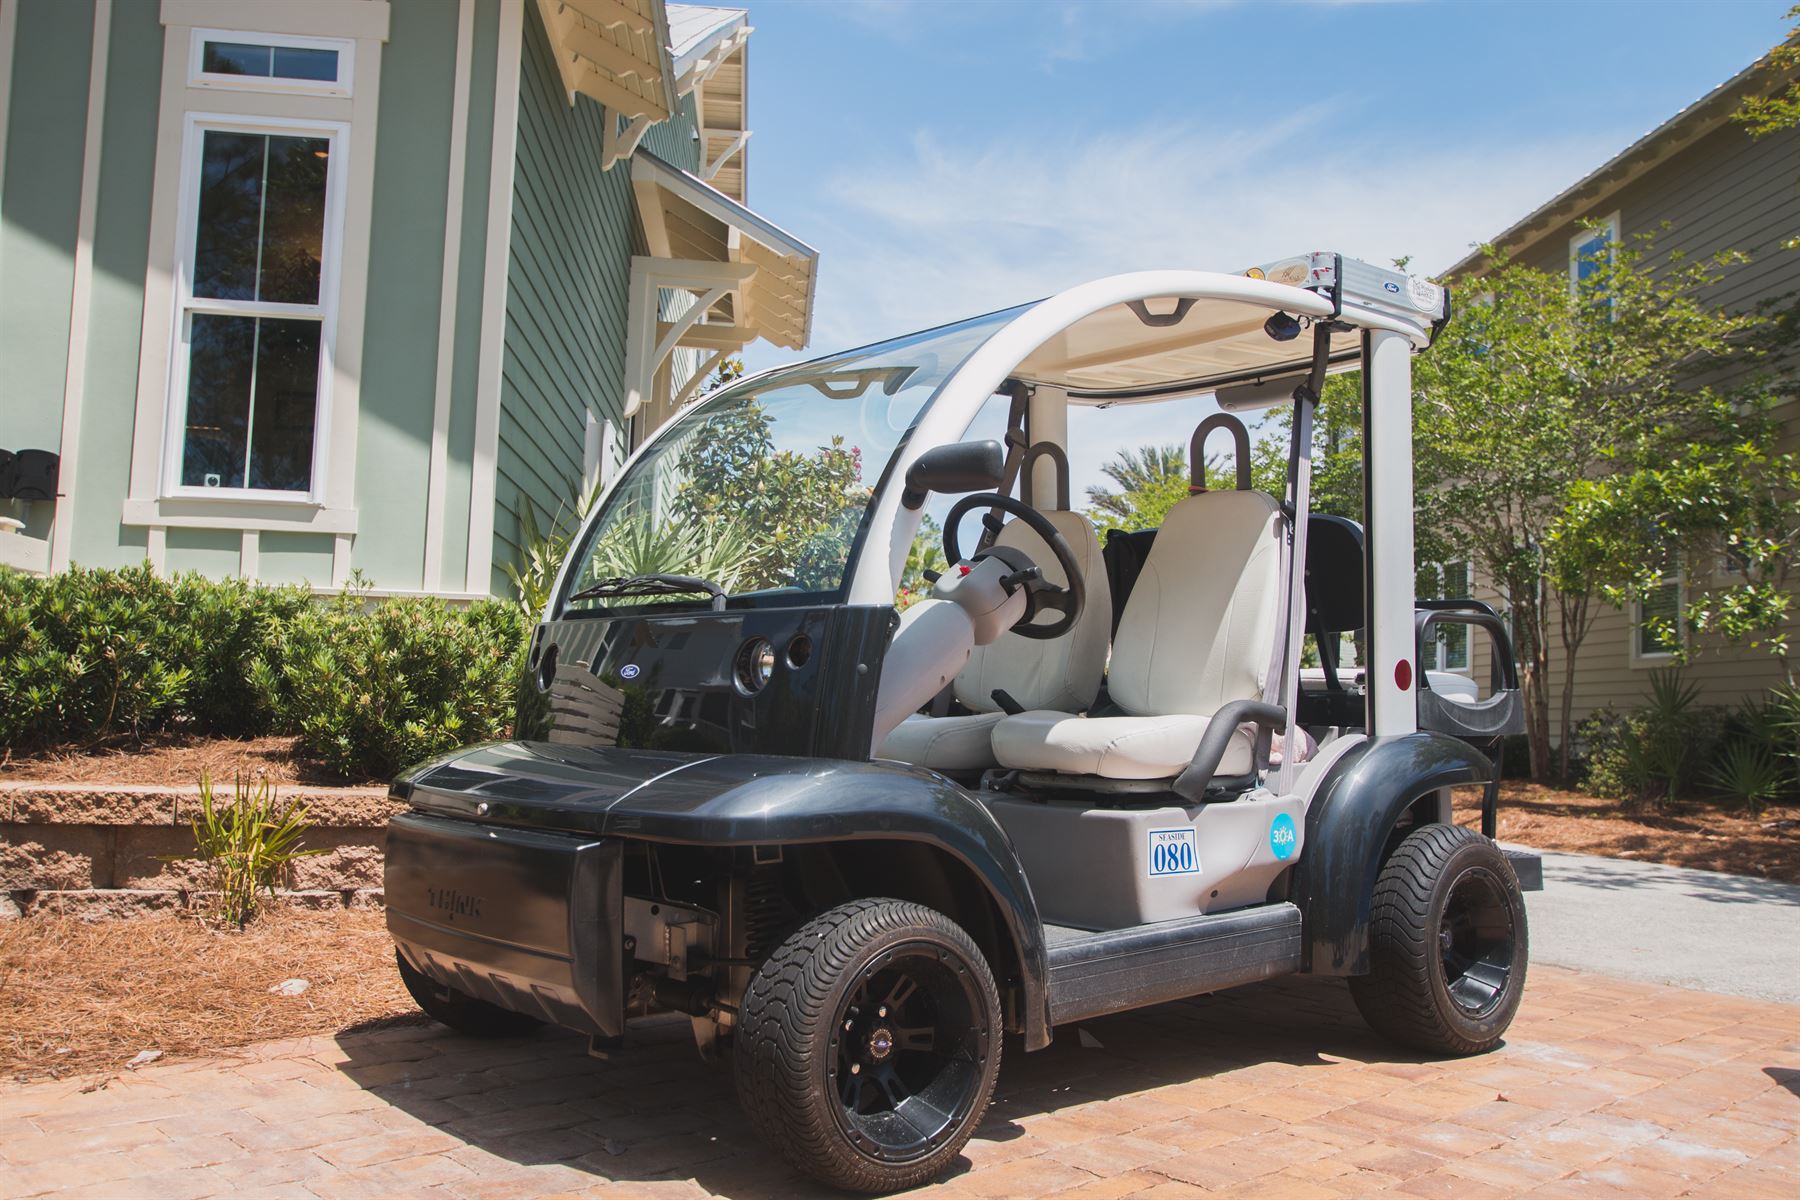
[1446,46,1800,731]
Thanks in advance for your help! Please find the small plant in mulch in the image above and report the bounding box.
[171,774,323,928]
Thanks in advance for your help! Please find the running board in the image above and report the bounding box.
[1045,902,1303,1026]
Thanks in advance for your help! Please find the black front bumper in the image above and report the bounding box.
[385,812,624,1037]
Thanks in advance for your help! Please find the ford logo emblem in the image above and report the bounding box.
[620,663,641,680]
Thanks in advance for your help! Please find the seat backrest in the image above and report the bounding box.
[1108,488,1284,718]
[953,508,1111,714]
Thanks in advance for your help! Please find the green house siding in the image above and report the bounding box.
[351,0,496,593]
[491,1,701,595]
[70,0,160,570]
[0,0,93,546]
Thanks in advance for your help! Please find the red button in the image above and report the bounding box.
[1395,660,1413,691]
[958,565,972,576]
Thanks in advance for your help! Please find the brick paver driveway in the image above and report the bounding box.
[3,965,1796,1199]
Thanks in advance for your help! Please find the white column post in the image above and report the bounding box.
[1364,329,1417,736]
[1025,385,1067,508]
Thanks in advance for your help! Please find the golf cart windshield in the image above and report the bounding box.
[559,308,1021,615]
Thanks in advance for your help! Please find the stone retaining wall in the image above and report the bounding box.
[0,783,400,916]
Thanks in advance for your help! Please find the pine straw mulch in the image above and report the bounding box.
[1456,781,1800,884]
[0,908,416,1084]
[0,733,378,788]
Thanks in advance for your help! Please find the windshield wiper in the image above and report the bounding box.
[566,573,728,611]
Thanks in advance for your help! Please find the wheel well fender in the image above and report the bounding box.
[1294,733,1494,976]
[605,755,1051,1048]
[781,840,1025,1032]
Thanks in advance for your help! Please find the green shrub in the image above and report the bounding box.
[1707,739,1782,815]
[0,566,313,751]
[0,565,199,749]
[255,593,527,779]
[1580,669,1718,807]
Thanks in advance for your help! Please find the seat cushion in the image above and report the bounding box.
[877,711,1007,772]
[991,709,1254,780]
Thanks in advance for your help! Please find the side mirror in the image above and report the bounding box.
[901,440,1004,510]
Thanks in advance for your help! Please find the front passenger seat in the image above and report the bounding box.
[991,418,1284,784]
[879,450,1111,773]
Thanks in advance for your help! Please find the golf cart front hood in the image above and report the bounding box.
[393,739,993,845]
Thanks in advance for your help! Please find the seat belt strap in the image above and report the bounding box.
[978,381,1032,552]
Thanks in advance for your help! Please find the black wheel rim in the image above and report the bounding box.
[1438,865,1517,1019]
[827,943,986,1163]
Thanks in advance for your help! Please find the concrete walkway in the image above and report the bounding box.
[1523,847,1800,1005]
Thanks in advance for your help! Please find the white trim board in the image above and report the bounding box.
[422,0,475,593]
[50,0,112,574]
[463,0,523,596]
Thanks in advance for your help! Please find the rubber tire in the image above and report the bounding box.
[394,950,544,1039]
[1349,823,1529,1056]
[734,898,1002,1194]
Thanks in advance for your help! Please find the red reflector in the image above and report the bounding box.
[1395,660,1413,691]
[958,565,972,576]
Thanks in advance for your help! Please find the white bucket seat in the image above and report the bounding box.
[879,506,1111,772]
[991,484,1284,781]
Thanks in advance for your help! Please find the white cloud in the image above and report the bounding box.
[789,113,1620,356]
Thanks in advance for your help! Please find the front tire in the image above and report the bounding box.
[1349,824,1528,1056]
[395,950,544,1039]
[735,898,1002,1194]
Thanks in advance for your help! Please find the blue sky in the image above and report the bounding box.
[725,0,1794,498]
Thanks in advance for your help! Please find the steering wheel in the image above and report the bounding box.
[942,493,1086,640]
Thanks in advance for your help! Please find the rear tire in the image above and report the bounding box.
[1349,824,1528,1056]
[735,898,1002,1194]
[395,950,543,1039]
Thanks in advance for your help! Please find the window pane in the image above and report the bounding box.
[259,135,329,304]
[1442,560,1469,668]
[202,40,338,83]
[202,41,272,76]
[192,131,328,305]
[271,45,338,82]
[1638,581,1680,656]
[180,314,320,492]
[193,131,266,301]
[182,313,256,488]
[246,318,321,491]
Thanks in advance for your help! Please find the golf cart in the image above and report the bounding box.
[384,253,1536,1193]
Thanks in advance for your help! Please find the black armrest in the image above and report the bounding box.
[1172,699,1287,802]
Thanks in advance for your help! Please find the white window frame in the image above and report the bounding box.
[1568,212,1620,296]
[1630,566,1685,667]
[188,28,354,98]
[159,111,350,505]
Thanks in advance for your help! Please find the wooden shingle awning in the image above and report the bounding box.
[624,151,819,425]
[536,0,677,122]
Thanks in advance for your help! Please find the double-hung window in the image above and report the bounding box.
[1568,213,1619,299]
[166,113,346,499]
[1633,558,1684,663]
[1418,559,1471,672]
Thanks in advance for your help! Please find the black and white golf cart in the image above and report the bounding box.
[384,253,1536,1193]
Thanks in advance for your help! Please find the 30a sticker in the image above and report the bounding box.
[1148,828,1199,877]
[1269,813,1299,861]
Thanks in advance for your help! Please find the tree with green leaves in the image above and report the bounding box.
[670,399,868,591]
[1415,231,1758,780]
[1084,445,1191,537]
